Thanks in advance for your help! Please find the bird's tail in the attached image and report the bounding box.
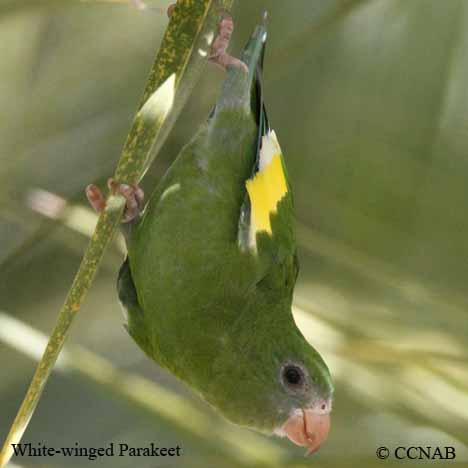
[215,15,267,113]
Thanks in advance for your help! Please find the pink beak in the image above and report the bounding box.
[281,399,332,455]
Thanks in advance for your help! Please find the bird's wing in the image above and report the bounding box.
[237,69,298,287]
[117,258,153,355]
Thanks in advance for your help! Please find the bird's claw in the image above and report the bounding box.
[209,13,248,72]
[86,178,144,224]
[132,4,245,71]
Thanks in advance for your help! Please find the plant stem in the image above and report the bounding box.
[0,1,233,466]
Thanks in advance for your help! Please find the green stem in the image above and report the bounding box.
[0,1,233,466]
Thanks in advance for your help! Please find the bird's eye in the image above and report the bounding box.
[282,364,305,387]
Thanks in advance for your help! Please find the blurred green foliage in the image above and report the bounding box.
[1,0,468,467]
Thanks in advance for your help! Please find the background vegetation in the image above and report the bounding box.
[1,0,468,467]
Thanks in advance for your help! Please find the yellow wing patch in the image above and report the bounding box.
[246,154,288,234]
[238,130,289,252]
[246,139,288,254]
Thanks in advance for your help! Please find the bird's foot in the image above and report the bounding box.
[209,13,248,72]
[86,178,144,224]
[132,4,244,71]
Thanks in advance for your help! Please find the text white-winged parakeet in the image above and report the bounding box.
[89,18,333,454]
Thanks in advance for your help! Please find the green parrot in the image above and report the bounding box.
[88,18,333,453]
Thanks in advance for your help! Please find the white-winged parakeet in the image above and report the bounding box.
[87,15,333,454]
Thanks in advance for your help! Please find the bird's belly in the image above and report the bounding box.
[126,158,256,375]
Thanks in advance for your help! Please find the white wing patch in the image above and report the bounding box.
[258,129,282,170]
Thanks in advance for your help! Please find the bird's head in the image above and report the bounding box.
[203,305,333,455]
[273,349,333,455]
